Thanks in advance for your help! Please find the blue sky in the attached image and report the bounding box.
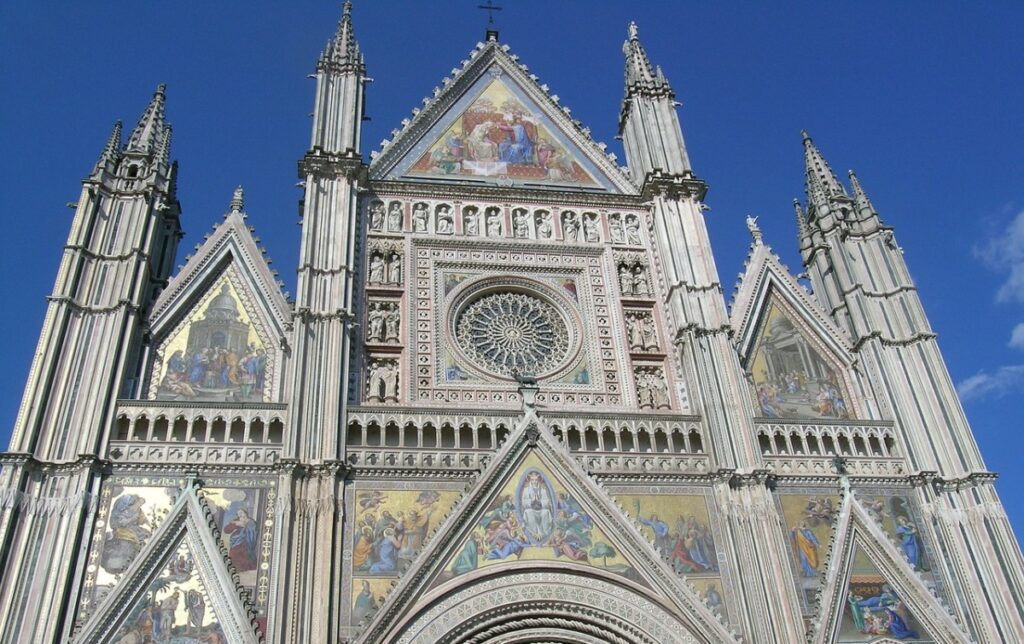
[1,2,1022,532]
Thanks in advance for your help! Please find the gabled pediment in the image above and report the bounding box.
[143,205,291,402]
[731,241,865,421]
[369,40,636,194]
[74,486,261,644]
[354,397,736,643]
[809,488,969,644]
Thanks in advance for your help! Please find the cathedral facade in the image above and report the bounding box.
[2,6,1022,643]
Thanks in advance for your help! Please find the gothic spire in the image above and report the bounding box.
[848,169,875,214]
[321,1,364,72]
[127,84,169,156]
[623,22,672,97]
[802,130,846,210]
[93,120,123,173]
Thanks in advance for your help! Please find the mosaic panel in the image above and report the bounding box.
[838,545,934,642]
[110,540,227,643]
[439,453,635,583]
[750,300,852,420]
[148,269,275,402]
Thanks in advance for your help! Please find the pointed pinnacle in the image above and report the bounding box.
[94,120,123,172]
[794,198,811,240]
[230,185,245,214]
[848,169,875,212]
[325,0,363,69]
[802,129,846,202]
[127,84,169,155]
[622,21,671,95]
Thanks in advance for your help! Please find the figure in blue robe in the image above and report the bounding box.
[497,119,534,165]
[895,517,922,569]
[885,606,920,639]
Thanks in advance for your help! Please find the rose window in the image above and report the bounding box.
[455,291,571,377]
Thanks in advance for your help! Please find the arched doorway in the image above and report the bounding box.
[387,570,708,644]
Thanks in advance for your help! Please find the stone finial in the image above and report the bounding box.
[230,185,245,214]
[745,215,763,245]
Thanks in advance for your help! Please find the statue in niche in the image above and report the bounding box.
[633,265,650,296]
[641,314,659,351]
[583,213,600,243]
[513,210,530,238]
[626,314,644,350]
[625,215,642,245]
[385,304,400,342]
[412,203,429,233]
[368,253,385,284]
[368,202,385,232]
[387,202,404,232]
[464,208,480,236]
[436,205,454,234]
[636,368,669,409]
[485,208,503,237]
[386,252,402,284]
[618,265,634,294]
[536,211,552,239]
[609,214,625,244]
[367,360,388,401]
[562,212,579,241]
[650,370,669,408]
[367,303,386,342]
[383,361,399,401]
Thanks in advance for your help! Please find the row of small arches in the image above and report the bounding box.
[757,427,897,458]
[347,421,512,449]
[114,413,285,444]
[551,424,703,454]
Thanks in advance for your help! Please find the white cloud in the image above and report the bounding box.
[957,365,1024,401]
[974,209,1024,302]
[1011,323,1024,350]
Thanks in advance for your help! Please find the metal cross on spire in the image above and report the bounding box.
[478,0,503,40]
[478,0,503,25]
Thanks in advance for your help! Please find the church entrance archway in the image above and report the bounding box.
[389,570,708,644]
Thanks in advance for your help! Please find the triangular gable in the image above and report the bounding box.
[354,392,737,643]
[369,40,636,194]
[75,486,261,644]
[810,489,969,644]
[731,241,851,362]
[144,209,291,402]
[731,243,864,421]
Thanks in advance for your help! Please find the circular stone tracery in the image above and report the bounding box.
[455,291,570,378]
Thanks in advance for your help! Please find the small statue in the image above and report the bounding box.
[436,205,454,234]
[609,214,625,244]
[562,212,579,242]
[367,303,385,342]
[625,215,642,245]
[464,208,480,236]
[746,215,763,244]
[513,210,530,238]
[536,211,552,239]
[636,370,654,409]
[385,249,401,282]
[368,202,385,231]
[486,209,502,237]
[633,265,650,296]
[366,360,386,401]
[583,213,600,243]
[384,305,400,342]
[626,314,644,350]
[368,253,385,283]
[640,314,659,351]
[412,203,429,233]
[650,370,669,408]
[387,202,403,232]
[618,265,633,294]
[383,361,399,401]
